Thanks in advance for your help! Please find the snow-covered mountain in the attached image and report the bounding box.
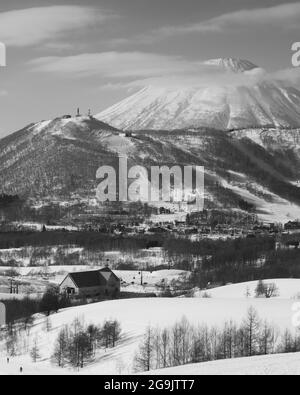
[96,58,300,131]
[0,114,300,222]
[203,57,259,73]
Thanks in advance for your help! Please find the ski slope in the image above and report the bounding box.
[0,297,298,375]
[146,352,300,375]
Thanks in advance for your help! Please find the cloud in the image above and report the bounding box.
[268,67,300,87]
[139,2,300,41]
[0,6,112,47]
[28,51,270,90]
[28,49,300,92]
[29,52,201,78]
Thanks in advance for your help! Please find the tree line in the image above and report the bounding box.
[52,318,122,369]
[2,288,70,325]
[189,244,300,288]
[134,308,300,372]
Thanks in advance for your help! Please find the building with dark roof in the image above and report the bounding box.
[59,267,120,299]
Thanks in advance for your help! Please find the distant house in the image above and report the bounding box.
[276,240,300,250]
[285,221,300,231]
[59,267,120,299]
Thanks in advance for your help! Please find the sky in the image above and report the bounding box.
[0,0,300,136]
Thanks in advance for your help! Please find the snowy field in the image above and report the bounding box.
[194,279,300,300]
[0,297,298,375]
[146,352,300,375]
[0,267,190,296]
[51,268,190,294]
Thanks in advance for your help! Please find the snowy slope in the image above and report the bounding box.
[217,175,300,223]
[96,58,300,131]
[233,128,300,160]
[0,298,297,375]
[1,116,300,222]
[146,352,300,375]
[203,58,259,73]
[194,279,300,300]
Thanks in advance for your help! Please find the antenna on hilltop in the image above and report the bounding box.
[76,108,81,117]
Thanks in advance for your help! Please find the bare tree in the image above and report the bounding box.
[132,313,300,372]
[86,324,100,355]
[264,283,280,299]
[222,320,238,359]
[134,326,154,372]
[44,316,52,332]
[259,320,277,355]
[255,280,279,298]
[110,320,122,347]
[101,320,122,349]
[158,328,170,369]
[68,331,93,369]
[255,280,266,298]
[241,307,261,356]
[52,327,69,367]
[191,326,206,363]
[245,286,251,298]
[30,338,40,363]
[278,330,299,354]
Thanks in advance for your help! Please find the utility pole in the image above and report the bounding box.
[9,279,18,294]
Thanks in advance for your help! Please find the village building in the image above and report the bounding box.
[285,221,300,231]
[276,240,300,250]
[59,267,120,299]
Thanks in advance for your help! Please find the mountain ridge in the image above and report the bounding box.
[0,115,300,222]
[203,58,260,73]
[96,58,300,131]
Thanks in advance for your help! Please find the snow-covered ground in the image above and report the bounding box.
[116,270,190,294]
[0,297,297,375]
[51,268,189,294]
[0,266,189,296]
[146,352,300,375]
[194,279,300,300]
[219,175,300,223]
